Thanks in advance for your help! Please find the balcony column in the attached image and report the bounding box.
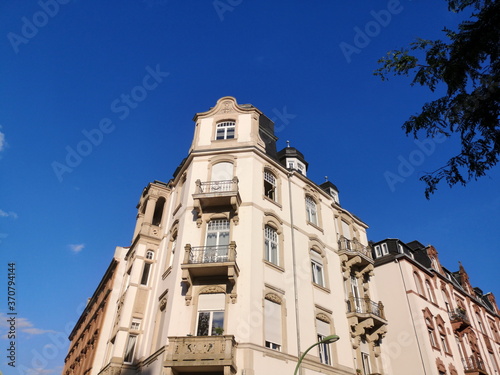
[378,301,385,320]
[183,244,192,264]
[348,292,355,313]
[195,179,202,194]
[364,295,371,314]
[181,244,193,305]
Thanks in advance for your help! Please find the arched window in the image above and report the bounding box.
[264,225,279,265]
[264,170,277,201]
[441,289,451,312]
[413,272,424,295]
[426,318,437,348]
[152,197,165,226]
[305,196,318,225]
[215,121,235,140]
[426,280,436,303]
[436,316,450,354]
[146,251,154,260]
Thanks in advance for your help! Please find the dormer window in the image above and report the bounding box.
[216,121,235,140]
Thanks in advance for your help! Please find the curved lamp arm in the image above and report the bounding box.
[293,335,340,375]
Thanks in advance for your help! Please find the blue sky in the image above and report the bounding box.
[1,1,499,374]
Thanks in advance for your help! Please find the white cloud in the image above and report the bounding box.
[69,243,85,253]
[0,209,18,219]
[25,368,60,375]
[0,126,5,152]
[0,313,56,338]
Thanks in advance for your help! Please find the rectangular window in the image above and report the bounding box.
[361,352,371,375]
[317,319,331,365]
[440,334,449,353]
[123,335,137,363]
[311,259,325,287]
[374,245,382,258]
[140,263,151,285]
[264,299,282,351]
[204,219,230,263]
[305,196,318,225]
[131,319,141,331]
[381,242,389,255]
[196,294,225,336]
[216,121,235,140]
[264,171,277,201]
[264,226,279,265]
[428,328,436,347]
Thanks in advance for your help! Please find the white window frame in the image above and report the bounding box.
[374,245,382,258]
[131,318,141,331]
[264,298,282,351]
[123,334,137,364]
[361,352,371,375]
[311,258,325,287]
[196,310,225,336]
[317,334,331,365]
[305,196,318,225]
[381,242,389,255]
[215,121,235,140]
[264,170,277,201]
[196,293,225,336]
[264,225,279,265]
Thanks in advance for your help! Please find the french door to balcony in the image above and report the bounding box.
[205,219,230,262]
[351,274,362,313]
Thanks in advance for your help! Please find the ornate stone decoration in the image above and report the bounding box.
[265,293,282,304]
[316,313,331,323]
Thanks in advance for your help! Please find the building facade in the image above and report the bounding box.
[63,97,388,375]
[372,239,500,375]
[62,246,128,375]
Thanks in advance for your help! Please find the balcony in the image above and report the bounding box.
[449,308,471,332]
[338,237,373,272]
[346,295,387,339]
[347,296,386,321]
[164,335,237,373]
[463,355,488,375]
[181,242,239,286]
[193,178,241,225]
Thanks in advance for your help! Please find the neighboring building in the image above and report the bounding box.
[64,97,388,375]
[372,238,500,375]
[63,246,128,375]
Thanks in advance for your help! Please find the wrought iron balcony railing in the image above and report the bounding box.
[338,237,373,260]
[188,245,230,264]
[463,355,487,373]
[449,308,470,323]
[346,295,385,320]
[194,178,238,194]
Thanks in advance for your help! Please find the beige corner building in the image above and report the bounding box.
[63,97,388,375]
[372,239,500,375]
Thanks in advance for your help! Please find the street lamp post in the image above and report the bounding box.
[293,335,340,375]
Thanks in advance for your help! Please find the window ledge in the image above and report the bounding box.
[162,266,172,280]
[172,203,182,216]
[312,283,331,294]
[307,221,324,233]
[263,260,284,273]
[212,138,238,143]
[263,195,282,209]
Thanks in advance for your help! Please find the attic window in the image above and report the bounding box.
[216,121,235,140]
